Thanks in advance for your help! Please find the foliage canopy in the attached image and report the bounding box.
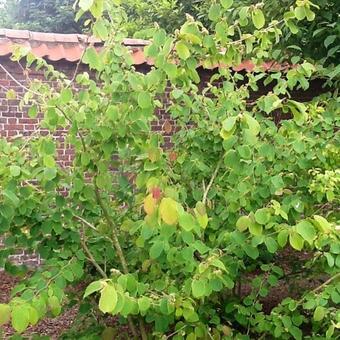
[0,0,339,66]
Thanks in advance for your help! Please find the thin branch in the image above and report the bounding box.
[19,127,42,152]
[165,325,187,339]
[93,179,140,338]
[0,83,25,99]
[202,157,223,205]
[68,37,88,86]
[56,106,87,152]
[80,226,108,279]
[0,63,41,96]
[93,180,130,275]
[74,214,114,245]
[297,272,340,305]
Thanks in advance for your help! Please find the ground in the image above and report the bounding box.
[0,271,78,339]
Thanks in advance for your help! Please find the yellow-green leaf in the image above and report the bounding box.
[99,284,117,314]
[6,89,17,100]
[159,197,179,225]
[93,18,108,40]
[11,305,30,333]
[252,9,265,29]
[48,296,61,316]
[221,0,233,9]
[175,41,190,60]
[0,304,11,325]
[236,216,251,232]
[192,279,206,298]
[296,220,316,244]
[208,4,221,21]
[144,194,157,215]
[289,232,304,251]
[313,306,325,322]
[79,0,94,11]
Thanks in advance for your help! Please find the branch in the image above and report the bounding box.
[73,214,114,245]
[297,272,340,305]
[67,36,88,87]
[93,179,140,338]
[0,63,41,96]
[56,106,87,152]
[202,157,223,205]
[93,180,130,274]
[80,225,108,279]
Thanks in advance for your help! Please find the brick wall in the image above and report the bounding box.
[0,57,326,267]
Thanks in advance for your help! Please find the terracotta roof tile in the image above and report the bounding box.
[0,28,148,63]
[0,28,282,71]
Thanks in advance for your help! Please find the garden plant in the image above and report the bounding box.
[0,0,339,338]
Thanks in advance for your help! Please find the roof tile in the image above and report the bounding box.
[0,28,148,63]
[0,28,282,71]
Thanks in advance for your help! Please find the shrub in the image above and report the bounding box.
[0,0,339,338]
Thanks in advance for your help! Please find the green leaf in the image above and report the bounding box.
[326,325,335,339]
[265,237,278,253]
[175,41,190,60]
[179,212,196,231]
[313,215,331,233]
[243,113,260,135]
[28,306,39,325]
[313,306,325,322]
[222,116,237,132]
[249,223,263,236]
[138,296,151,313]
[289,232,304,251]
[48,296,61,316]
[79,0,94,11]
[90,0,104,18]
[44,167,57,181]
[277,230,289,247]
[243,244,259,259]
[43,155,56,168]
[93,19,108,40]
[60,88,72,104]
[237,145,251,159]
[10,165,21,177]
[236,215,251,232]
[296,221,316,244]
[208,4,221,21]
[0,304,11,325]
[62,269,74,282]
[3,189,19,206]
[254,208,271,225]
[99,284,117,314]
[106,105,119,121]
[149,241,164,259]
[252,9,265,29]
[211,258,227,272]
[324,35,336,49]
[331,290,340,304]
[11,305,30,333]
[191,279,206,298]
[325,253,334,267]
[221,0,233,9]
[290,326,302,340]
[336,255,340,268]
[83,47,101,70]
[183,309,199,322]
[138,92,152,109]
[28,105,38,118]
[294,6,306,20]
